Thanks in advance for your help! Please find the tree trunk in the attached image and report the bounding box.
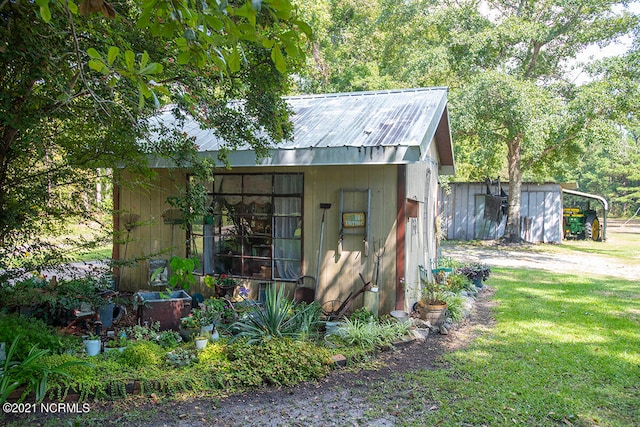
[504,135,523,243]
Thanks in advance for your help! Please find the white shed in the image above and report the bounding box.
[439,182,563,243]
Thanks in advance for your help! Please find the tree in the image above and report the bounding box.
[297,0,639,240]
[446,0,638,241]
[0,0,310,274]
[295,0,402,93]
[558,42,640,216]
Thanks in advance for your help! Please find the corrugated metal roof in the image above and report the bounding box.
[149,88,453,169]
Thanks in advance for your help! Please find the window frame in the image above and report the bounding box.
[187,172,304,282]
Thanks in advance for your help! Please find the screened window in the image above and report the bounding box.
[189,173,303,281]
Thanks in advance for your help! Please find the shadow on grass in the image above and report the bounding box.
[376,268,640,426]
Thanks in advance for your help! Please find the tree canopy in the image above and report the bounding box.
[0,0,310,272]
[297,0,640,239]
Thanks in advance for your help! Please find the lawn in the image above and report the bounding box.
[368,267,640,426]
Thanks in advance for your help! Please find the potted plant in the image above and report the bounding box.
[83,334,101,356]
[104,336,127,353]
[415,279,448,326]
[204,273,239,297]
[457,263,491,287]
[179,313,199,342]
[194,334,208,350]
[192,308,217,335]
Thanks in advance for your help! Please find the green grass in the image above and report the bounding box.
[368,267,640,426]
[541,232,640,262]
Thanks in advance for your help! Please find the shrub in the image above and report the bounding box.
[120,341,164,368]
[457,263,491,282]
[1,335,90,403]
[156,330,182,349]
[444,273,470,293]
[349,307,376,323]
[165,348,198,367]
[441,293,467,322]
[0,276,110,326]
[226,338,333,387]
[0,313,82,358]
[124,322,161,341]
[198,341,229,365]
[332,318,410,351]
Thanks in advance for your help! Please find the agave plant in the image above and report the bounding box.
[230,285,321,345]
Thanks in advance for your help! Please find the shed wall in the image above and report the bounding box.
[402,147,439,312]
[438,183,562,243]
[117,165,401,314]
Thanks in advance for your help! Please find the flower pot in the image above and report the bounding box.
[417,301,448,326]
[200,324,214,335]
[210,329,219,342]
[195,338,208,350]
[473,277,483,288]
[84,339,101,356]
[179,327,198,342]
[104,346,125,353]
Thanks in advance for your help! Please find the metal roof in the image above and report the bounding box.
[148,88,454,172]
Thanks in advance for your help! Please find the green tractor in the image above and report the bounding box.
[563,206,601,241]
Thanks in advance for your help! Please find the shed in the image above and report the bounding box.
[114,88,455,315]
[438,182,607,243]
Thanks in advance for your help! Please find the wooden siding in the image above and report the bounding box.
[116,169,188,292]
[439,183,562,243]
[117,165,401,314]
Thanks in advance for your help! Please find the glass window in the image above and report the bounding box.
[189,173,303,281]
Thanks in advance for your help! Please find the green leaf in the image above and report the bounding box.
[124,50,135,71]
[137,8,153,28]
[88,59,105,73]
[177,50,191,65]
[271,46,286,74]
[140,51,150,70]
[292,19,312,37]
[107,47,120,66]
[87,48,102,60]
[138,90,145,109]
[281,31,298,57]
[205,16,224,31]
[162,21,176,38]
[139,62,163,75]
[228,49,240,72]
[39,5,51,23]
[262,39,275,49]
[67,0,78,14]
[264,0,291,19]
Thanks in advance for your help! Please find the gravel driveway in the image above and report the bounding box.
[441,221,640,281]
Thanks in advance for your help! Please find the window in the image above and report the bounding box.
[189,173,303,281]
